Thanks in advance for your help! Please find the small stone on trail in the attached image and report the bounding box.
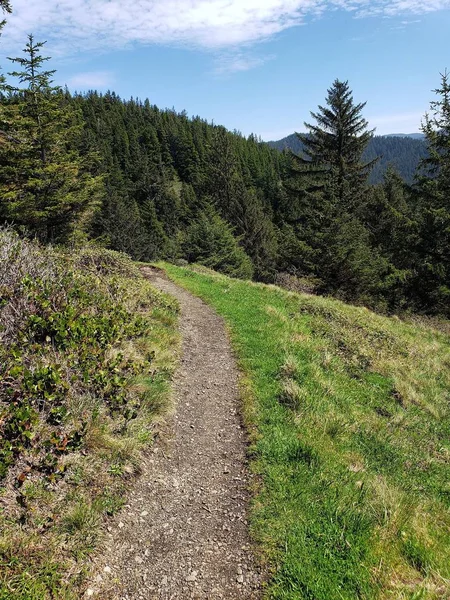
[103,566,112,574]
[86,589,94,597]
[118,522,124,529]
[186,570,198,582]
[140,511,149,517]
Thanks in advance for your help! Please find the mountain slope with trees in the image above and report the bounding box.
[268,132,429,184]
[0,33,449,317]
[1,7,449,598]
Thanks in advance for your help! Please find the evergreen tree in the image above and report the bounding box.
[206,127,276,278]
[364,167,415,265]
[96,192,148,259]
[299,79,376,208]
[140,196,169,259]
[182,206,254,280]
[413,71,450,314]
[276,222,316,275]
[318,213,389,304]
[420,70,450,198]
[286,81,384,304]
[230,187,278,280]
[0,1,11,97]
[0,0,10,32]
[0,36,102,241]
[206,126,242,217]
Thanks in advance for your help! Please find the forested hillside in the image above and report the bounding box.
[1,6,450,599]
[0,35,449,317]
[268,133,429,184]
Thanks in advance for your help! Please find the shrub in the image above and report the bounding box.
[0,227,157,481]
[182,208,254,280]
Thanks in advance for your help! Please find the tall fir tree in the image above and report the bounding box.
[286,80,385,303]
[413,71,450,314]
[299,79,376,209]
[0,35,102,242]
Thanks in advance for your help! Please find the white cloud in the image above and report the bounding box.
[352,0,450,18]
[1,0,449,56]
[65,71,115,89]
[213,52,275,75]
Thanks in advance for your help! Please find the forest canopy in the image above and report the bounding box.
[0,34,449,316]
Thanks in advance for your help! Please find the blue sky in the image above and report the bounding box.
[1,1,449,140]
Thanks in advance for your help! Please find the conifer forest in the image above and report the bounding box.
[1,24,449,318]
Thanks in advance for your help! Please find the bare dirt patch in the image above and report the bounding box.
[85,267,262,599]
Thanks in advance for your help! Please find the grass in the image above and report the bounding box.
[162,263,450,600]
[0,237,180,599]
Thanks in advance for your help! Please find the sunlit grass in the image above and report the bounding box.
[163,263,450,600]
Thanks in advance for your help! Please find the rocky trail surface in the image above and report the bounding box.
[85,267,262,599]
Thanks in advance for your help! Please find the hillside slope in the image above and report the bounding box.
[0,231,179,599]
[268,134,429,184]
[163,263,450,600]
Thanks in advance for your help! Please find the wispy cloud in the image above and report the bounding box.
[65,70,115,90]
[353,0,450,18]
[1,0,449,56]
[213,52,275,75]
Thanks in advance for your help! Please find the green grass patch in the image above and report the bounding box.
[162,263,450,600]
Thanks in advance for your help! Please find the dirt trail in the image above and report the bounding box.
[85,267,262,599]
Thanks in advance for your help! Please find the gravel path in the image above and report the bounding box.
[85,267,262,599]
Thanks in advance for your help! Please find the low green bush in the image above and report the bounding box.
[0,228,179,598]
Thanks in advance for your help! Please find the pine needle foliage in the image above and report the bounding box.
[0,35,102,243]
[412,71,450,313]
[299,79,376,207]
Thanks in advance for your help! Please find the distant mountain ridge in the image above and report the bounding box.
[268,133,428,184]
[385,133,426,140]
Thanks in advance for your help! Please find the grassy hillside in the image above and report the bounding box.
[163,263,450,600]
[0,230,179,599]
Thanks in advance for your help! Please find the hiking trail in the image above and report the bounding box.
[85,267,262,599]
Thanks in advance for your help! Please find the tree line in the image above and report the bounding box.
[269,133,429,185]
[0,27,449,316]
